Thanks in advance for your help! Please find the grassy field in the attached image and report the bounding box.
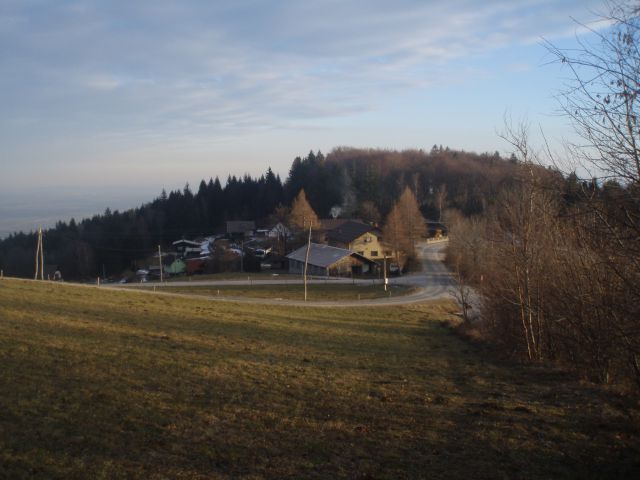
[1,278,639,479]
[133,283,414,301]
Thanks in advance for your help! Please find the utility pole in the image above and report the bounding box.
[383,255,388,292]
[303,222,312,301]
[34,228,40,280]
[34,227,44,280]
[158,244,163,283]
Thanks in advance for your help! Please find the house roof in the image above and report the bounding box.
[286,243,374,268]
[268,222,290,232]
[172,239,201,247]
[319,218,352,231]
[326,220,379,244]
[226,220,256,234]
[425,220,448,233]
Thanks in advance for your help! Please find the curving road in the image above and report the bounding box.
[111,240,456,307]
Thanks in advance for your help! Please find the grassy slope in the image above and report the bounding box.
[0,278,638,479]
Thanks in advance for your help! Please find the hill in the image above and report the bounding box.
[0,147,526,280]
[1,279,639,479]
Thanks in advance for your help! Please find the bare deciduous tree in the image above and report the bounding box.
[289,189,319,230]
[382,187,427,263]
[435,184,448,222]
[547,1,640,386]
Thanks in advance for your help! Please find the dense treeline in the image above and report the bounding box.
[448,156,640,390]
[0,168,284,279]
[0,147,519,279]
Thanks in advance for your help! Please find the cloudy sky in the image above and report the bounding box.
[0,0,606,234]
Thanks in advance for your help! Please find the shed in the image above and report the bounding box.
[166,259,186,275]
[185,258,207,275]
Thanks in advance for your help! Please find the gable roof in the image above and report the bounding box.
[172,239,202,247]
[425,220,448,234]
[326,220,379,244]
[286,243,354,268]
[226,220,255,234]
[319,218,351,231]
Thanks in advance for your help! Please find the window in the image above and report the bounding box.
[357,251,364,256]
[371,250,378,257]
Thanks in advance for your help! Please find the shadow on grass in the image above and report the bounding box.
[1,279,639,479]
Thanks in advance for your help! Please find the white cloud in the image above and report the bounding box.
[0,0,605,167]
[83,75,123,90]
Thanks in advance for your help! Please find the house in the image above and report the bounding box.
[172,239,202,258]
[197,237,214,256]
[286,243,377,276]
[185,258,207,275]
[425,220,448,238]
[319,218,354,232]
[226,220,255,238]
[325,220,388,260]
[260,253,288,270]
[267,222,291,239]
[165,259,186,275]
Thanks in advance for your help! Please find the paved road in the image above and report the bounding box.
[111,240,457,307]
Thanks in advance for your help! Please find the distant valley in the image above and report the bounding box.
[0,189,157,239]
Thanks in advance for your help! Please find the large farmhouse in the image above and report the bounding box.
[286,243,376,276]
[172,239,203,259]
[325,220,388,260]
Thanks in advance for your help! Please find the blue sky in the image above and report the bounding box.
[0,0,607,233]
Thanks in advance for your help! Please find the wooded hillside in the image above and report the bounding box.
[0,146,525,279]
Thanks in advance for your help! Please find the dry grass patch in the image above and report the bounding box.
[0,278,639,479]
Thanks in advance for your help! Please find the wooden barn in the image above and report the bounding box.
[286,243,376,277]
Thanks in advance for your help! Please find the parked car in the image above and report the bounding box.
[254,247,272,259]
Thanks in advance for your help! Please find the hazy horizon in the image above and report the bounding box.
[1,0,608,236]
[0,187,160,239]
[0,142,500,238]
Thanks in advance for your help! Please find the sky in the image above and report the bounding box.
[0,0,608,236]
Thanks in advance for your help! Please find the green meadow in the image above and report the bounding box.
[1,278,638,479]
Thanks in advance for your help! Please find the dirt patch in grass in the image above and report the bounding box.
[1,278,639,479]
